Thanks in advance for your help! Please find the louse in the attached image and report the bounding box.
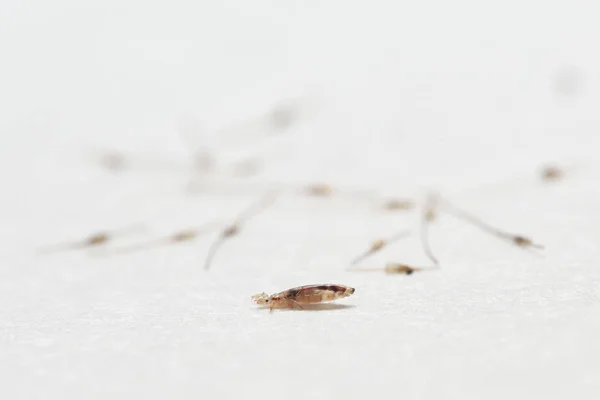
[97,221,221,256]
[36,223,147,255]
[439,197,544,250]
[251,284,355,312]
[540,164,564,182]
[203,191,278,271]
[350,263,438,275]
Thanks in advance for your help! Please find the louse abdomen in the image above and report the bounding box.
[292,285,355,304]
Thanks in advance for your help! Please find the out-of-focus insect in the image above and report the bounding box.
[304,183,334,197]
[36,224,147,255]
[300,183,415,215]
[98,221,221,256]
[350,230,412,265]
[539,164,564,182]
[439,198,544,250]
[554,65,582,98]
[99,150,128,173]
[381,198,415,211]
[92,148,185,175]
[350,194,440,275]
[350,263,438,275]
[251,284,355,312]
[203,191,278,270]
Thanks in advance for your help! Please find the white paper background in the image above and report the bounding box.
[1,1,600,399]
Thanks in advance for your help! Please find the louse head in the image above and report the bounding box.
[251,292,271,305]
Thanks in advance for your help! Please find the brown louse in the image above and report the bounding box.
[540,164,564,182]
[382,198,415,211]
[251,284,355,312]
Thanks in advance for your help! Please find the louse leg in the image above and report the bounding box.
[290,299,304,310]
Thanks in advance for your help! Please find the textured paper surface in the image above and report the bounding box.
[1,1,600,399]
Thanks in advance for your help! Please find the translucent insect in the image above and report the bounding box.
[203,191,278,270]
[350,230,411,265]
[304,183,334,197]
[99,150,128,173]
[99,221,221,256]
[381,198,415,211]
[540,164,564,182]
[554,65,582,98]
[300,183,415,215]
[92,148,183,175]
[36,224,147,255]
[350,263,438,275]
[440,198,544,250]
[231,158,262,177]
[251,284,355,312]
[349,195,440,275]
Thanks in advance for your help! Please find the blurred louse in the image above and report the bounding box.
[348,195,439,275]
[347,189,545,275]
[36,223,147,255]
[554,65,583,98]
[185,181,417,220]
[90,97,311,181]
[303,183,334,197]
[203,191,279,271]
[96,221,221,256]
[381,198,415,212]
[349,263,437,275]
[537,161,590,185]
[539,164,566,183]
[349,230,413,266]
[180,97,313,184]
[300,182,415,214]
[438,196,544,250]
[89,147,190,176]
[98,149,128,173]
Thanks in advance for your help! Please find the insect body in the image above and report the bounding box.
[203,191,278,270]
[36,224,147,255]
[251,284,355,312]
[350,230,411,265]
[382,198,415,211]
[349,263,438,275]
